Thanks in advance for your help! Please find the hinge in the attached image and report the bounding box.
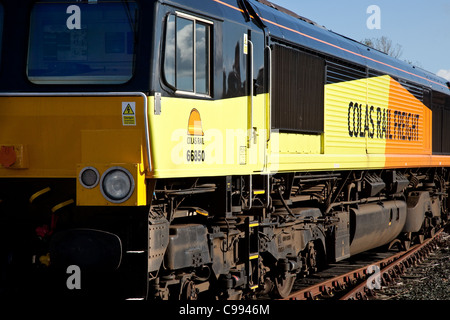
[154,92,161,115]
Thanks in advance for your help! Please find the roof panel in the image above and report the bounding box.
[245,0,450,94]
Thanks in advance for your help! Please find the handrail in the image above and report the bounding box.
[266,45,272,143]
[248,40,255,145]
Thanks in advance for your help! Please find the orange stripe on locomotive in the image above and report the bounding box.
[384,77,433,168]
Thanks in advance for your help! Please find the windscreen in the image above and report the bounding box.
[27,1,138,84]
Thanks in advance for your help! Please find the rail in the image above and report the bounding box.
[282,228,444,300]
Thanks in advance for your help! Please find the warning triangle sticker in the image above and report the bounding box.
[123,104,135,115]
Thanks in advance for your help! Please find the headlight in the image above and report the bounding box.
[79,167,100,189]
[100,167,135,203]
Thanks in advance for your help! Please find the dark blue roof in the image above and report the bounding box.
[247,0,449,94]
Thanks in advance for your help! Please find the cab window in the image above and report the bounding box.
[27,0,138,84]
[163,13,211,96]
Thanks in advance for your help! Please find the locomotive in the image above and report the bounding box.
[1,0,449,300]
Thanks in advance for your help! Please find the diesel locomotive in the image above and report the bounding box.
[1,0,449,300]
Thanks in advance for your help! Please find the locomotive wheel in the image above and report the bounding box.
[428,226,436,238]
[301,241,319,275]
[416,234,425,244]
[401,232,412,251]
[306,243,318,273]
[270,274,295,299]
[401,239,411,251]
[182,280,198,300]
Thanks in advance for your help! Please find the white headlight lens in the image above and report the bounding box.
[100,167,134,203]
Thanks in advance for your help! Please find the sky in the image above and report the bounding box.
[271,0,450,81]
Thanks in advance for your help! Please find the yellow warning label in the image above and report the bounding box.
[123,116,135,125]
[122,102,136,126]
[123,104,135,115]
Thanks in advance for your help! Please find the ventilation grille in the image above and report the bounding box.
[272,45,325,133]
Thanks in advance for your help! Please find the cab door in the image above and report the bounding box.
[245,29,267,173]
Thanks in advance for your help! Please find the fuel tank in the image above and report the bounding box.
[349,200,407,256]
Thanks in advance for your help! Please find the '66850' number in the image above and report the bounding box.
[187,150,205,162]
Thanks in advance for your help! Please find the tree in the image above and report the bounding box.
[361,36,403,59]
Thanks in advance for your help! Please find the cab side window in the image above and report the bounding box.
[163,13,211,96]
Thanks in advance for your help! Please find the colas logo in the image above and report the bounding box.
[186,108,205,162]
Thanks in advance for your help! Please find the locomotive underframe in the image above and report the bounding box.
[2,166,448,299]
[153,167,448,300]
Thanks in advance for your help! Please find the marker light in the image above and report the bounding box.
[79,167,100,189]
[100,167,135,203]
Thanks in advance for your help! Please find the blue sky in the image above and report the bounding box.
[271,0,450,80]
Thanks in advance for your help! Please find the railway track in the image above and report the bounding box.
[281,228,445,301]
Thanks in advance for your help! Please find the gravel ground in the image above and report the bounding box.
[372,230,450,300]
